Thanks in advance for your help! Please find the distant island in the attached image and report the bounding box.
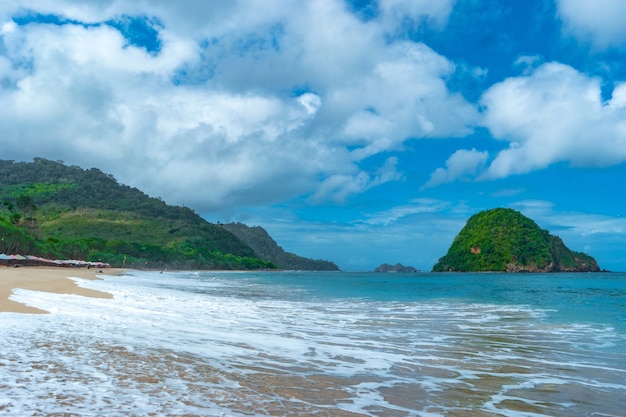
[374,263,418,273]
[433,208,600,272]
[0,158,337,271]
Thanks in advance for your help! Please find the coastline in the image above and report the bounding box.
[0,266,126,314]
[1,270,624,415]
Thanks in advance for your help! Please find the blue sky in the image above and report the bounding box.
[1,0,626,271]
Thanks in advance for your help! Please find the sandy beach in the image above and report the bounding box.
[0,266,123,314]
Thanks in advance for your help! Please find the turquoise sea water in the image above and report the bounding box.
[1,271,625,416]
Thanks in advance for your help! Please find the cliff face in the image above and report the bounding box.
[432,208,600,272]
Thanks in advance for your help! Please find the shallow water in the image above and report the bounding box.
[1,271,625,416]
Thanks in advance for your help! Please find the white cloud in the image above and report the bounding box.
[423,148,489,188]
[297,93,322,116]
[514,55,543,74]
[513,200,626,236]
[480,62,626,179]
[557,0,626,47]
[508,200,555,219]
[489,188,526,198]
[362,198,449,226]
[379,0,456,30]
[1,20,16,34]
[0,0,476,211]
[556,213,626,236]
[610,82,626,108]
[310,157,403,204]
[338,41,478,155]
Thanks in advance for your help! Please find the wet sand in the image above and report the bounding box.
[0,266,123,314]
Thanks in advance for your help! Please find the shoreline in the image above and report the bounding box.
[0,266,126,314]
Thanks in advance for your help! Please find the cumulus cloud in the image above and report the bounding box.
[339,41,477,157]
[0,0,476,211]
[425,61,626,187]
[480,62,626,179]
[557,0,626,47]
[422,148,489,188]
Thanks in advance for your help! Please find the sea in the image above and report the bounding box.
[1,270,625,417]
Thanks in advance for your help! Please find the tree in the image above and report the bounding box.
[16,195,38,230]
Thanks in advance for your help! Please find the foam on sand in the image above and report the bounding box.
[0,266,119,314]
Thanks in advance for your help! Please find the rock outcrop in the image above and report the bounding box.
[374,263,418,273]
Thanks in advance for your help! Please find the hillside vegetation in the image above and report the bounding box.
[0,158,277,269]
[433,208,600,272]
[222,223,339,270]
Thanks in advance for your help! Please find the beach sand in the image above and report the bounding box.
[0,266,122,314]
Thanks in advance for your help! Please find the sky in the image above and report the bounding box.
[1,0,626,271]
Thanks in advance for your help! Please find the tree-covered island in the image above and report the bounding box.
[433,208,600,272]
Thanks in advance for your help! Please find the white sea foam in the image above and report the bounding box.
[1,271,625,416]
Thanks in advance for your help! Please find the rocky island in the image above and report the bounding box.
[433,208,600,272]
[374,263,418,273]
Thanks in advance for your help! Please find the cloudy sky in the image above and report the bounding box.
[1,0,626,271]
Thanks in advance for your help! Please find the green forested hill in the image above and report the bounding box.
[0,158,274,269]
[433,208,600,272]
[222,222,339,270]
